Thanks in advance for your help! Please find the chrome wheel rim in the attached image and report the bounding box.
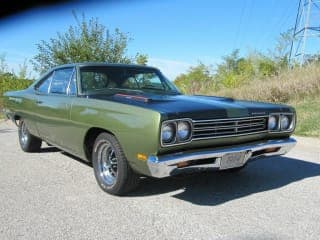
[97,141,118,186]
[20,122,28,146]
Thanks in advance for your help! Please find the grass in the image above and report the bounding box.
[290,95,320,137]
[212,63,320,103]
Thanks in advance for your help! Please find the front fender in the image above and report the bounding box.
[70,98,161,175]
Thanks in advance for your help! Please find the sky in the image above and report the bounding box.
[0,0,301,79]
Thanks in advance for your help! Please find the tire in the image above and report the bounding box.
[92,132,139,195]
[18,119,42,152]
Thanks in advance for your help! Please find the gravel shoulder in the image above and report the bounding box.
[0,120,319,240]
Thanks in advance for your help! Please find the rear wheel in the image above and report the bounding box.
[92,132,139,195]
[18,119,42,152]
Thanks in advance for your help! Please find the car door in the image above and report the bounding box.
[35,67,76,150]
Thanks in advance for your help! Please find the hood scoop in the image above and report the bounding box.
[114,93,150,103]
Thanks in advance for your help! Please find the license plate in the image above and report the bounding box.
[220,152,247,170]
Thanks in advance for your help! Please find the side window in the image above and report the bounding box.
[37,73,53,94]
[67,71,77,96]
[50,68,74,94]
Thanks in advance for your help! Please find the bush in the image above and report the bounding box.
[174,63,215,94]
[212,63,320,103]
[0,73,33,110]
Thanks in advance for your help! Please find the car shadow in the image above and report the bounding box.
[128,156,320,206]
[37,146,92,166]
[38,147,320,206]
[61,151,92,167]
[39,146,61,153]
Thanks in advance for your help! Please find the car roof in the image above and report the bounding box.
[52,62,159,71]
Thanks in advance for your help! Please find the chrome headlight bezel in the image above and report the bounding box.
[160,119,192,147]
[268,113,295,133]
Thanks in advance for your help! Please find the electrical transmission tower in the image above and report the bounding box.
[289,0,320,64]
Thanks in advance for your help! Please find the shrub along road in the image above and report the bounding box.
[0,120,319,240]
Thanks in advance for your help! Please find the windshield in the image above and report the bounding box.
[79,66,180,95]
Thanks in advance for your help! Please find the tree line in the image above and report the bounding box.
[174,30,320,94]
[0,13,148,109]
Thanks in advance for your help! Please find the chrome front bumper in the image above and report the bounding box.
[147,138,296,178]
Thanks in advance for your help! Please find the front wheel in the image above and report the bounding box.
[18,119,42,152]
[92,132,139,195]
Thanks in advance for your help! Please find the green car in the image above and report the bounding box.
[3,63,296,195]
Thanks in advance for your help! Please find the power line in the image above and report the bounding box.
[239,0,254,50]
[233,0,248,50]
[257,1,294,50]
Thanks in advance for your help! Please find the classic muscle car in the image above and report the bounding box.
[3,63,297,195]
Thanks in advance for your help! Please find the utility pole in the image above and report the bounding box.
[289,0,320,65]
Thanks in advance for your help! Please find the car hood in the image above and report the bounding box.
[90,93,294,120]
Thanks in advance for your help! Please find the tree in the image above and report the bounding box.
[174,63,215,94]
[214,49,252,88]
[31,13,147,73]
[17,59,29,79]
[0,53,8,74]
[271,29,295,69]
[135,54,148,65]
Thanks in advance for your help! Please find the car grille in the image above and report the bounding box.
[192,116,268,140]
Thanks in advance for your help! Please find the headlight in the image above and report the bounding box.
[161,123,175,143]
[280,115,290,130]
[161,119,192,146]
[177,121,191,141]
[269,113,295,132]
[268,115,278,130]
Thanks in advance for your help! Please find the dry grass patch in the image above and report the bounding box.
[211,63,320,103]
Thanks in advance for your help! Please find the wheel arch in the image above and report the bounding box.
[13,114,21,120]
[12,114,21,127]
[83,127,115,162]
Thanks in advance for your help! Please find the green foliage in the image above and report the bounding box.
[174,50,283,93]
[0,74,32,94]
[214,62,320,103]
[17,59,29,79]
[174,63,215,94]
[256,56,277,77]
[215,50,253,88]
[0,54,33,111]
[0,73,33,111]
[271,29,293,68]
[32,13,147,74]
[290,95,320,137]
[0,53,8,73]
[174,30,296,93]
[135,54,148,65]
[174,48,293,94]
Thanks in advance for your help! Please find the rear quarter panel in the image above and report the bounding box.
[3,89,39,136]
